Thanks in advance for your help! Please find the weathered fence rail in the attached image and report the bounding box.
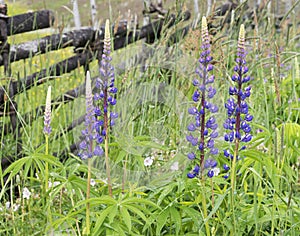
[6,10,54,36]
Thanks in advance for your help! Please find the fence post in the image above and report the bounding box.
[0,1,10,76]
[72,0,81,29]
[90,0,97,29]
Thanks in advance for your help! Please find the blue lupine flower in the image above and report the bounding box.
[223,24,253,177]
[224,24,252,146]
[94,19,118,140]
[78,72,104,159]
[43,86,52,135]
[186,17,219,179]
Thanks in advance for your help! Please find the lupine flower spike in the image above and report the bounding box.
[43,86,52,136]
[94,19,118,197]
[186,16,219,179]
[224,24,253,233]
[44,86,52,194]
[43,86,53,225]
[223,24,253,177]
[78,71,104,159]
[94,19,118,143]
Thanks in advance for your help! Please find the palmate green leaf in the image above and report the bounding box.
[120,206,132,232]
[125,204,148,222]
[262,156,280,190]
[157,182,178,205]
[169,206,181,235]
[93,206,115,234]
[50,214,78,231]
[116,224,127,236]
[0,154,62,199]
[156,209,169,235]
[122,197,159,209]
[180,206,202,229]
[3,156,32,177]
[115,150,127,164]
[3,154,61,177]
[67,175,89,192]
[75,196,117,210]
[108,205,118,223]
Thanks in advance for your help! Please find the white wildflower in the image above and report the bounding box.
[90,178,96,187]
[13,204,20,212]
[22,187,31,200]
[170,161,179,171]
[144,157,153,167]
[48,181,60,188]
[5,201,10,209]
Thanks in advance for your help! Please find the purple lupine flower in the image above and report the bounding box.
[43,86,52,135]
[223,25,252,174]
[94,19,118,140]
[78,71,104,160]
[224,24,252,145]
[186,17,218,179]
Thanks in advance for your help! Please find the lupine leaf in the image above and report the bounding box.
[156,209,169,235]
[125,204,148,222]
[93,206,114,234]
[120,206,132,232]
[169,206,181,235]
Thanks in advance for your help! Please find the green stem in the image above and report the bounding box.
[45,135,53,228]
[85,158,92,235]
[105,136,113,197]
[45,135,49,192]
[122,154,128,194]
[230,138,239,235]
[201,179,210,236]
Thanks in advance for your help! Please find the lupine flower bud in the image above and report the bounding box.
[186,17,219,179]
[43,86,52,135]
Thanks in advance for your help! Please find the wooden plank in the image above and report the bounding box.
[7,10,54,36]
[0,28,95,65]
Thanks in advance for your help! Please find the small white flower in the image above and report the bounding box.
[211,167,220,176]
[144,157,153,167]
[48,181,60,188]
[22,187,31,200]
[170,161,179,171]
[13,204,20,212]
[102,178,108,184]
[5,201,10,209]
[90,178,96,187]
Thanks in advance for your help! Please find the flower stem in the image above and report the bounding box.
[45,134,53,228]
[122,154,128,194]
[45,135,49,192]
[230,138,239,235]
[105,136,113,197]
[85,158,92,235]
[201,179,210,236]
